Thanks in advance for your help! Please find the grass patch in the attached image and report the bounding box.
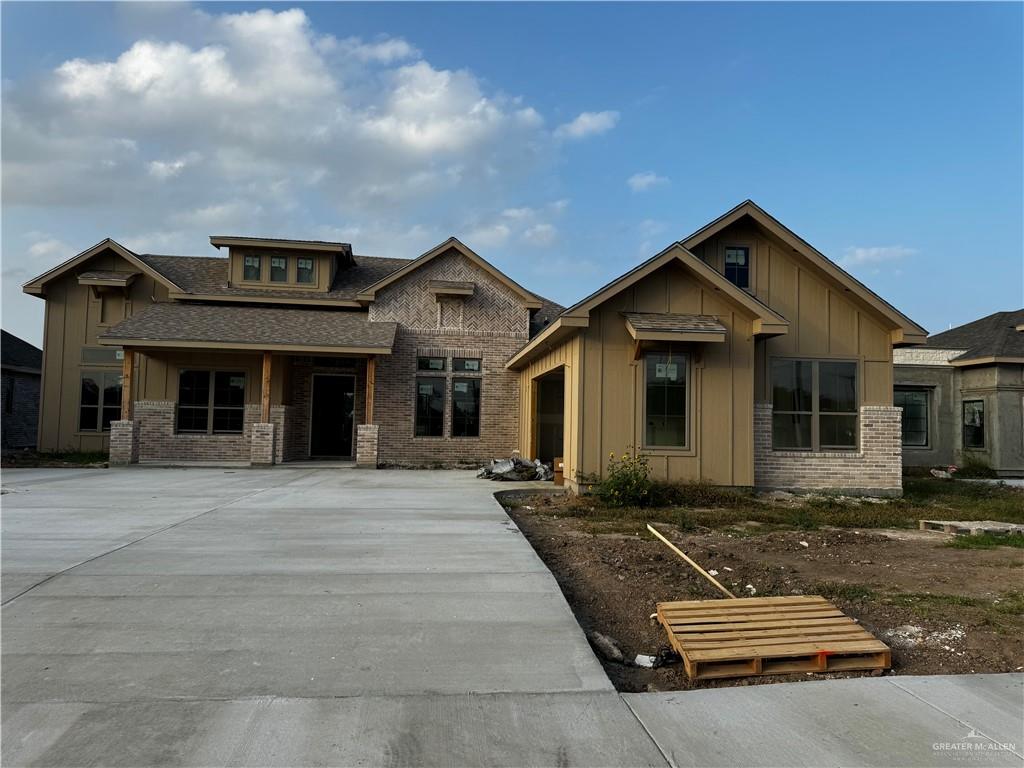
[812,582,877,601]
[944,533,1024,550]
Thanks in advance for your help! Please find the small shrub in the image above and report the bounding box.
[787,507,819,530]
[655,480,749,508]
[957,455,997,479]
[595,453,653,507]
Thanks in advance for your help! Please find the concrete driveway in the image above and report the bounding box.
[2,467,1021,767]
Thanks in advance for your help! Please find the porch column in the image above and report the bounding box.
[251,351,276,465]
[111,347,138,465]
[357,355,379,468]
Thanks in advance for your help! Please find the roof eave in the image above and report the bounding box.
[505,316,589,370]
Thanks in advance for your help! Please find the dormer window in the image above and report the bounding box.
[270,256,287,282]
[297,257,315,284]
[243,254,261,281]
[724,247,750,289]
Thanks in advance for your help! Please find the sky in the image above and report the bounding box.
[2,1,1022,347]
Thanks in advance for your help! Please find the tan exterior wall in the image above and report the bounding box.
[227,247,334,291]
[517,334,583,486]
[691,220,895,407]
[37,252,169,452]
[549,261,758,489]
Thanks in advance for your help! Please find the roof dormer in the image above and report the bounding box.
[211,236,353,293]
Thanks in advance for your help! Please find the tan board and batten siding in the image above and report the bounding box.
[519,219,896,490]
[38,251,168,452]
[689,221,895,405]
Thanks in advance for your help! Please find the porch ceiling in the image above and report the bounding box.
[97,302,397,355]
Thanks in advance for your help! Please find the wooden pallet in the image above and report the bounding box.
[919,519,1024,536]
[656,595,891,680]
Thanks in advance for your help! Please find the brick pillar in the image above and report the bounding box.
[109,419,139,465]
[356,424,379,468]
[251,423,276,466]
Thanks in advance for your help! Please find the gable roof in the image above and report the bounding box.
[507,243,789,370]
[22,239,183,297]
[1,330,42,373]
[682,200,927,344]
[355,237,543,309]
[924,309,1024,365]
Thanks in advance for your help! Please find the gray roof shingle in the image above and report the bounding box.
[1,330,43,372]
[99,304,397,351]
[926,309,1024,361]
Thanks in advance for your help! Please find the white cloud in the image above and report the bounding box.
[148,151,201,180]
[27,237,76,262]
[627,171,669,192]
[840,245,917,268]
[335,36,419,64]
[522,223,557,247]
[465,222,512,248]
[554,110,619,140]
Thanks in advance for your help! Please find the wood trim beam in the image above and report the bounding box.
[121,348,135,420]
[365,355,376,424]
[261,351,272,423]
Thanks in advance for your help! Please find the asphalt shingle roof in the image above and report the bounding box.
[99,304,397,351]
[926,309,1024,361]
[1,330,43,372]
[623,312,728,334]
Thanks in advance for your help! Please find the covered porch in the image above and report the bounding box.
[97,304,396,467]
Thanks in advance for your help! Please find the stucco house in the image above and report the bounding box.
[894,310,1024,477]
[1,330,43,450]
[23,200,925,494]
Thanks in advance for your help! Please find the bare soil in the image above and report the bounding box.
[507,497,1024,692]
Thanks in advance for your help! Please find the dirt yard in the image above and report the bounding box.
[505,485,1024,692]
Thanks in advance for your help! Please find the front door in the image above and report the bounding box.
[309,374,355,457]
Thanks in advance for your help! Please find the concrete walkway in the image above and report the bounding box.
[2,467,1021,767]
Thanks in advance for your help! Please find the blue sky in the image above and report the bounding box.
[3,1,1022,346]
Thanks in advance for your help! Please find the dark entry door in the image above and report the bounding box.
[310,374,355,457]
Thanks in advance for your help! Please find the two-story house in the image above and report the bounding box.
[23,201,926,494]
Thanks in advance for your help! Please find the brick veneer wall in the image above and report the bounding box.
[356,424,379,467]
[754,403,903,496]
[250,423,275,465]
[1,370,40,449]
[368,248,530,466]
[285,357,365,460]
[134,401,263,463]
[109,419,139,465]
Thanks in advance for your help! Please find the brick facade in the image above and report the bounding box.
[368,248,529,466]
[250,423,276,465]
[754,403,903,496]
[356,424,379,467]
[284,357,366,460]
[134,401,262,463]
[109,419,139,465]
[1,370,40,449]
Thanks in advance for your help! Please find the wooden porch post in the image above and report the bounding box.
[365,355,376,424]
[120,348,135,420]
[261,351,272,423]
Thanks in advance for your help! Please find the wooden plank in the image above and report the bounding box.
[661,605,842,621]
[665,617,858,634]
[666,609,847,625]
[688,639,888,662]
[676,625,870,642]
[658,595,828,610]
[647,525,736,598]
[261,351,272,423]
[679,633,872,651]
[120,348,135,420]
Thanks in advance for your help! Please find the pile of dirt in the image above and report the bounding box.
[507,506,1024,692]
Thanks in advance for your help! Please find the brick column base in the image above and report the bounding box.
[109,419,139,465]
[250,423,276,466]
[356,424,379,468]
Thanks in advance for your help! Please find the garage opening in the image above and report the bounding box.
[534,368,565,465]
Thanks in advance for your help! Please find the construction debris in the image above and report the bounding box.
[476,456,554,481]
[589,631,624,662]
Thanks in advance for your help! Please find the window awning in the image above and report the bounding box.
[623,312,728,343]
[97,303,397,355]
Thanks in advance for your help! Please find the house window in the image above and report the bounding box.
[452,378,481,437]
[453,357,481,372]
[894,388,929,447]
[79,371,122,432]
[417,356,446,372]
[270,256,287,282]
[772,359,857,450]
[415,377,445,437]
[644,351,688,448]
[177,370,246,434]
[297,257,315,284]
[963,400,985,449]
[724,246,750,289]
[243,255,261,281]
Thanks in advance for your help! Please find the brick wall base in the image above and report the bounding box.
[250,423,276,465]
[109,420,139,465]
[356,424,379,468]
[754,404,903,497]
